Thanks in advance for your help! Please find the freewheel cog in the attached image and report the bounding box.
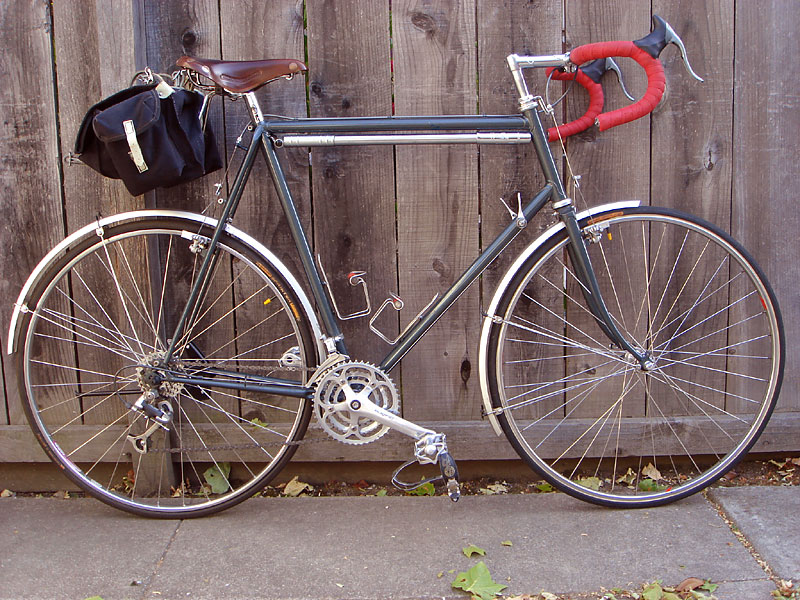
[313,361,400,445]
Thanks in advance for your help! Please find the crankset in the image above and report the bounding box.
[310,357,461,500]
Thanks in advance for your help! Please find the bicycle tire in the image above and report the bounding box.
[485,206,784,507]
[16,214,320,518]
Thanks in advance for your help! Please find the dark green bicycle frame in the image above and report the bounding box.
[163,103,644,399]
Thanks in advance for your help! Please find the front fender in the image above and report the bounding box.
[478,200,641,436]
[7,210,326,362]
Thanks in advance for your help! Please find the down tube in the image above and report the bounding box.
[380,183,553,373]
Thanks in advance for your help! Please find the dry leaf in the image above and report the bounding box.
[616,468,636,485]
[1,489,14,498]
[282,476,313,497]
[675,577,705,592]
[642,463,663,481]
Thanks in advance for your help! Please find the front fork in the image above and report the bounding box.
[557,200,653,369]
[518,95,651,369]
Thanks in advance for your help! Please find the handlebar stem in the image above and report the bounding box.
[506,53,572,105]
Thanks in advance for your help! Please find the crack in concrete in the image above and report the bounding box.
[703,490,781,589]
[136,519,184,599]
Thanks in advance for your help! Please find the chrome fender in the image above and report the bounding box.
[7,210,326,361]
[478,200,641,435]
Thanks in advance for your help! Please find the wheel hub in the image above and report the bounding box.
[135,351,185,400]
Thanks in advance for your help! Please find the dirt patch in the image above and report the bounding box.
[258,456,800,498]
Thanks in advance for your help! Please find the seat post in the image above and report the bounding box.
[245,92,265,124]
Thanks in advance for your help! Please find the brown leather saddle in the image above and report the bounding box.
[176,56,307,93]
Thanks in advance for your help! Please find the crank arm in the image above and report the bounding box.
[340,395,435,440]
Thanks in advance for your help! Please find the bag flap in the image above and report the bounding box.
[92,88,161,142]
[74,84,158,154]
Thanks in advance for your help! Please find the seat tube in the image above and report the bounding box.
[256,126,346,354]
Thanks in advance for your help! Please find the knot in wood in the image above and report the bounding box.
[410,11,438,35]
[181,29,197,49]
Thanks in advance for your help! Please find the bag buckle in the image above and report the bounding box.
[123,119,148,173]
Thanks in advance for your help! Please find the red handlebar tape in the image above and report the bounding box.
[569,41,665,131]
[545,67,604,142]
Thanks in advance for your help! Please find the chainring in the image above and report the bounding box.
[312,360,400,445]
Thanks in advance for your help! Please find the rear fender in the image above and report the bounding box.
[7,210,326,363]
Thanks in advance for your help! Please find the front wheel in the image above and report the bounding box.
[16,215,320,517]
[485,206,784,507]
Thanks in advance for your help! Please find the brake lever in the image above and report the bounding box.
[581,58,635,102]
[634,15,704,82]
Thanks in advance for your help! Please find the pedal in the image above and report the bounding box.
[438,451,461,502]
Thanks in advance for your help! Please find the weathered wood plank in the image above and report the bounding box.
[306,2,396,365]
[732,0,799,412]
[220,1,311,291]
[649,1,734,417]
[0,1,65,425]
[477,0,562,292]
[476,1,564,423]
[564,1,652,418]
[49,1,140,426]
[5,411,799,463]
[139,0,222,214]
[393,0,481,422]
[138,1,238,434]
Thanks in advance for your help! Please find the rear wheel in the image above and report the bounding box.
[18,216,319,517]
[486,206,784,507]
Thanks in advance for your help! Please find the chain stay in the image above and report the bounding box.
[140,433,326,454]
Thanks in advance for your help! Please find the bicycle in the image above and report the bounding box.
[8,15,784,518]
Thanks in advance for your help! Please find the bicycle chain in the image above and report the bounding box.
[140,430,331,454]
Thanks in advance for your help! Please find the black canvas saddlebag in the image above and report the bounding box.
[74,82,222,196]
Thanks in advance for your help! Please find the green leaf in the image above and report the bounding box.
[376,488,388,497]
[83,597,104,600]
[638,478,667,492]
[451,561,507,600]
[406,482,435,496]
[663,593,681,600]
[536,482,554,493]
[642,582,663,600]
[249,417,268,428]
[501,540,513,547]
[462,544,487,558]
[577,476,601,491]
[203,462,231,494]
[699,581,718,593]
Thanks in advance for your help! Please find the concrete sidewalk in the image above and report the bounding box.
[1,487,797,600]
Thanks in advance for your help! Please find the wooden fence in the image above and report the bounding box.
[0,0,797,471]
